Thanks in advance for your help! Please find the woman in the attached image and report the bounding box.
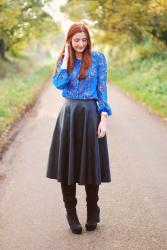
[46,23,112,234]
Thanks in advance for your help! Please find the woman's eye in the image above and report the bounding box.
[74,39,87,42]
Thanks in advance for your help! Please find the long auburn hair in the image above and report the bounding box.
[53,23,92,80]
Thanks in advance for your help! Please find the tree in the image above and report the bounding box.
[60,0,167,46]
[0,0,59,59]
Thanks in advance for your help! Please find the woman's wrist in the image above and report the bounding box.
[63,56,69,62]
[101,112,108,117]
[61,58,68,69]
[100,112,108,121]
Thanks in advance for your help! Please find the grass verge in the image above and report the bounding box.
[0,56,53,158]
[108,42,167,119]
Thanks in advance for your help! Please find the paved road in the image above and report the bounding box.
[0,81,167,250]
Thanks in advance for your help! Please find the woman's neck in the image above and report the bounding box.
[75,52,83,60]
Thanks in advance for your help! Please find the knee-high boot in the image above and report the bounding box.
[85,184,100,231]
[61,182,82,234]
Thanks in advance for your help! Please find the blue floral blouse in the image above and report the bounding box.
[52,50,112,116]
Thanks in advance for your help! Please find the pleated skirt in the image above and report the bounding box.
[46,98,111,185]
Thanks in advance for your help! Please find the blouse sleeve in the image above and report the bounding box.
[52,59,70,90]
[96,52,112,116]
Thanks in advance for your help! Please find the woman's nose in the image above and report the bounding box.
[78,42,83,47]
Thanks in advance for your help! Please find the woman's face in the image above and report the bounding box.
[71,32,88,53]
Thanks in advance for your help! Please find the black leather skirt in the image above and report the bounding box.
[46,98,111,185]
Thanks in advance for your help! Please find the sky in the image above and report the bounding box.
[42,0,100,54]
[42,0,73,34]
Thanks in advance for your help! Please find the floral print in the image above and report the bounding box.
[52,51,112,116]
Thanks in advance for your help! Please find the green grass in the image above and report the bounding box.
[0,57,53,137]
[108,43,167,119]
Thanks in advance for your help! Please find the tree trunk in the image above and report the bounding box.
[0,39,6,60]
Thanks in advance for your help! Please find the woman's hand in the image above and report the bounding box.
[64,42,70,60]
[97,118,107,138]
